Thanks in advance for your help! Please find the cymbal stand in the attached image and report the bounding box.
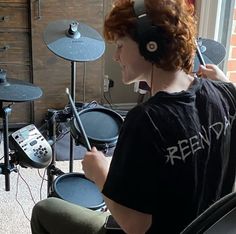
[69,61,77,173]
[46,61,82,188]
[0,102,17,191]
[44,60,78,178]
[46,110,64,196]
[47,111,57,195]
[46,60,77,194]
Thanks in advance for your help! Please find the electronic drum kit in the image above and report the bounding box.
[0,19,227,211]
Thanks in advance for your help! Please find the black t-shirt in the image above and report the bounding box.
[102,77,236,233]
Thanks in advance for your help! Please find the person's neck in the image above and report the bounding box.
[149,68,194,96]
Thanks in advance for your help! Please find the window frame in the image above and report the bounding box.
[197,0,236,72]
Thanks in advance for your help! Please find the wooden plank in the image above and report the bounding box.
[0,32,30,65]
[0,1,32,126]
[0,3,29,29]
[31,0,105,126]
[0,0,28,3]
[0,64,32,125]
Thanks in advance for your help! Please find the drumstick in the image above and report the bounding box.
[65,88,92,151]
[195,39,206,66]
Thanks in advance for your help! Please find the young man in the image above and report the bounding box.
[31,0,236,233]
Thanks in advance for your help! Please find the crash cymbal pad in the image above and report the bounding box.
[193,38,226,73]
[43,20,105,62]
[0,69,43,102]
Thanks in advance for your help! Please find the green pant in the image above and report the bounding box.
[31,197,110,234]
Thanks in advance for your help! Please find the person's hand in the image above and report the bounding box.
[198,64,229,82]
[82,147,109,190]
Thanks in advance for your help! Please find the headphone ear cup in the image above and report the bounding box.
[138,28,160,63]
[146,41,158,52]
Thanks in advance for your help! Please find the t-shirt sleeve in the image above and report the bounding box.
[102,105,164,214]
[214,81,236,113]
[224,82,236,111]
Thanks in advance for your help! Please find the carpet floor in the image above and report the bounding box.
[0,159,84,234]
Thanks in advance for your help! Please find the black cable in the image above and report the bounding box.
[103,92,113,109]
[108,89,116,107]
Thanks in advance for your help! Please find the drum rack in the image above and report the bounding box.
[45,102,88,195]
[43,20,105,196]
[0,104,15,191]
[44,101,124,196]
[45,61,88,196]
[46,108,69,195]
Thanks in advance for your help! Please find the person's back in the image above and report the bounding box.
[153,77,236,232]
[104,77,236,233]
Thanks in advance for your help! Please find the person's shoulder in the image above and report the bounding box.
[200,78,236,108]
[125,103,157,124]
[125,104,147,120]
[203,78,236,95]
[125,102,162,127]
[198,76,232,90]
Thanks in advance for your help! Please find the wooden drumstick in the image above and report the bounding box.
[195,39,206,66]
[65,88,92,151]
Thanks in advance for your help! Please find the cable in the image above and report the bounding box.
[15,167,31,222]
[103,89,120,110]
[108,89,116,108]
[39,168,47,201]
[83,100,98,109]
[18,169,36,204]
[103,92,113,109]
[40,99,99,147]
[15,166,47,222]
[37,169,48,181]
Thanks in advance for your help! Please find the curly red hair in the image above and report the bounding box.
[104,0,197,73]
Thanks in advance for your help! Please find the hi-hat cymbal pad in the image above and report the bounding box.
[43,20,105,62]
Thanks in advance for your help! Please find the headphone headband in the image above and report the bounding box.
[133,0,151,35]
[133,0,146,17]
